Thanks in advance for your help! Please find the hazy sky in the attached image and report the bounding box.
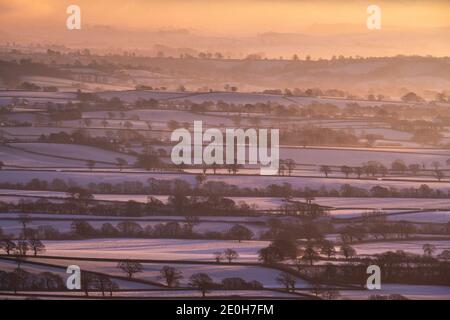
[1,0,449,58]
[1,0,449,35]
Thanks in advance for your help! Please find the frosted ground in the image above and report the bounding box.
[351,240,450,256]
[8,140,449,171]
[41,239,270,262]
[386,211,450,223]
[9,143,136,164]
[20,76,133,92]
[1,190,449,223]
[0,91,78,106]
[0,290,301,299]
[5,190,450,211]
[26,258,308,289]
[39,238,450,262]
[0,144,135,168]
[0,258,153,290]
[96,90,417,109]
[312,197,450,209]
[338,284,450,300]
[1,170,448,190]
[0,218,267,238]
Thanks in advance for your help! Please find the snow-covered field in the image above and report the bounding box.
[0,145,88,168]
[312,197,450,209]
[0,289,302,299]
[26,258,308,288]
[4,190,449,213]
[41,238,269,262]
[280,147,449,167]
[386,211,450,223]
[351,240,450,256]
[0,90,78,106]
[0,218,267,237]
[0,258,156,289]
[0,143,135,168]
[95,90,419,110]
[20,76,133,92]
[0,189,286,210]
[9,143,136,164]
[339,284,450,300]
[1,170,448,191]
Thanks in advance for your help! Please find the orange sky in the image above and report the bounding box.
[1,0,449,35]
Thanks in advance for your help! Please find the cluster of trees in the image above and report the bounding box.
[38,130,121,152]
[0,213,255,241]
[0,59,65,85]
[0,224,46,256]
[1,179,450,204]
[213,248,240,263]
[281,126,360,147]
[17,81,58,92]
[4,193,257,217]
[116,262,263,298]
[257,236,359,266]
[76,272,119,297]
[319,159,447,181]
[257,217,450,266]
[263,214,449,246]
[307,249,450,286]
[71,220,255,241]
[0,269,65,293]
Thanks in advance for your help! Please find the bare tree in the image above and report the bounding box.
[423,243,436,257]
[0,238,16,255]
[276,272,296,292]
[117,260,143,279]
[189,273,213,298]
[340,243,356,260]
[159,266,183,287]
[223,248,239,263]
[340,166,353,178]
[213,251,224,263]
[28,238,45,256]
[320,165,332,177]
[320,240,336,259]
[16,240,29,256]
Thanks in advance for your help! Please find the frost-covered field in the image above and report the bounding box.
[386,211,450,223]
[97,90,188,102]
[0,90,78,106]
[95,90,417,110]
[279,147,448,167]
[0,189,286,209]
[1,170,448,190]
[0,218,267,237]
[328,209,411,219]
[0,289,302,299]
[0,258,153,289]
[26,258,308,288]
[20,76,133,92]
[0,91,76,99]
[97,90,291,105]
[0,145,89,168]
[0,144,134,168]
[351,240,450,256]
[9,191,448,212]
[83,109,239,127]
[338,284,450,300]
[0,260,153,291]
[312,197,450,209]
[9,143,136,164]
[42,239,270,262]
